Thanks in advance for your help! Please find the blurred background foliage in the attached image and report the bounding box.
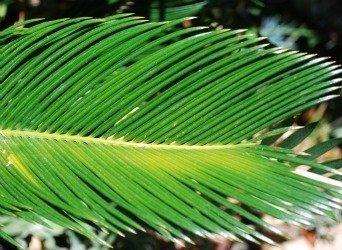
[0,0,341,249]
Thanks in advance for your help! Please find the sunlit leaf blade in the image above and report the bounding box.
[0,15,341,244]
[1,131,340,243]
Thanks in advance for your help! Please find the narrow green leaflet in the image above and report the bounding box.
[311,159,342,178]
[251,126,302,143]
[0,230,21,248]
[0,15,341,245]
[149,0,264,21]
[150,0,206,21]
[305,138,342,160]
[279,122,318,149]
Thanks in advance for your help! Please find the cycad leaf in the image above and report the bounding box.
[279,122,318,149]
[0,15,341,244]
[0,229,21,249]
[150,0,206,21]
[252,125,301,143]
[305,138,342,160]
[311,159,342,175]
[260,118,296,145]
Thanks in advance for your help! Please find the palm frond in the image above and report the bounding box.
[0,15,341,245]
[0,229,20,248]
[148,0,264,21]
[150,0,207,21]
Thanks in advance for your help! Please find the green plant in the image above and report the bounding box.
[0,14,341,248]
[0,0,11,21]
[147,0,265,21]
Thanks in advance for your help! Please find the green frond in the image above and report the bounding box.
[0,229,21,249]
[150,0,206,21]
[0,15,341,245]
[279,122,319,148]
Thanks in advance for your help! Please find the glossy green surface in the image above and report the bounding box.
[0,15,341,245]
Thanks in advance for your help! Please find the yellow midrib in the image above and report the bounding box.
[0,129,253,150]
